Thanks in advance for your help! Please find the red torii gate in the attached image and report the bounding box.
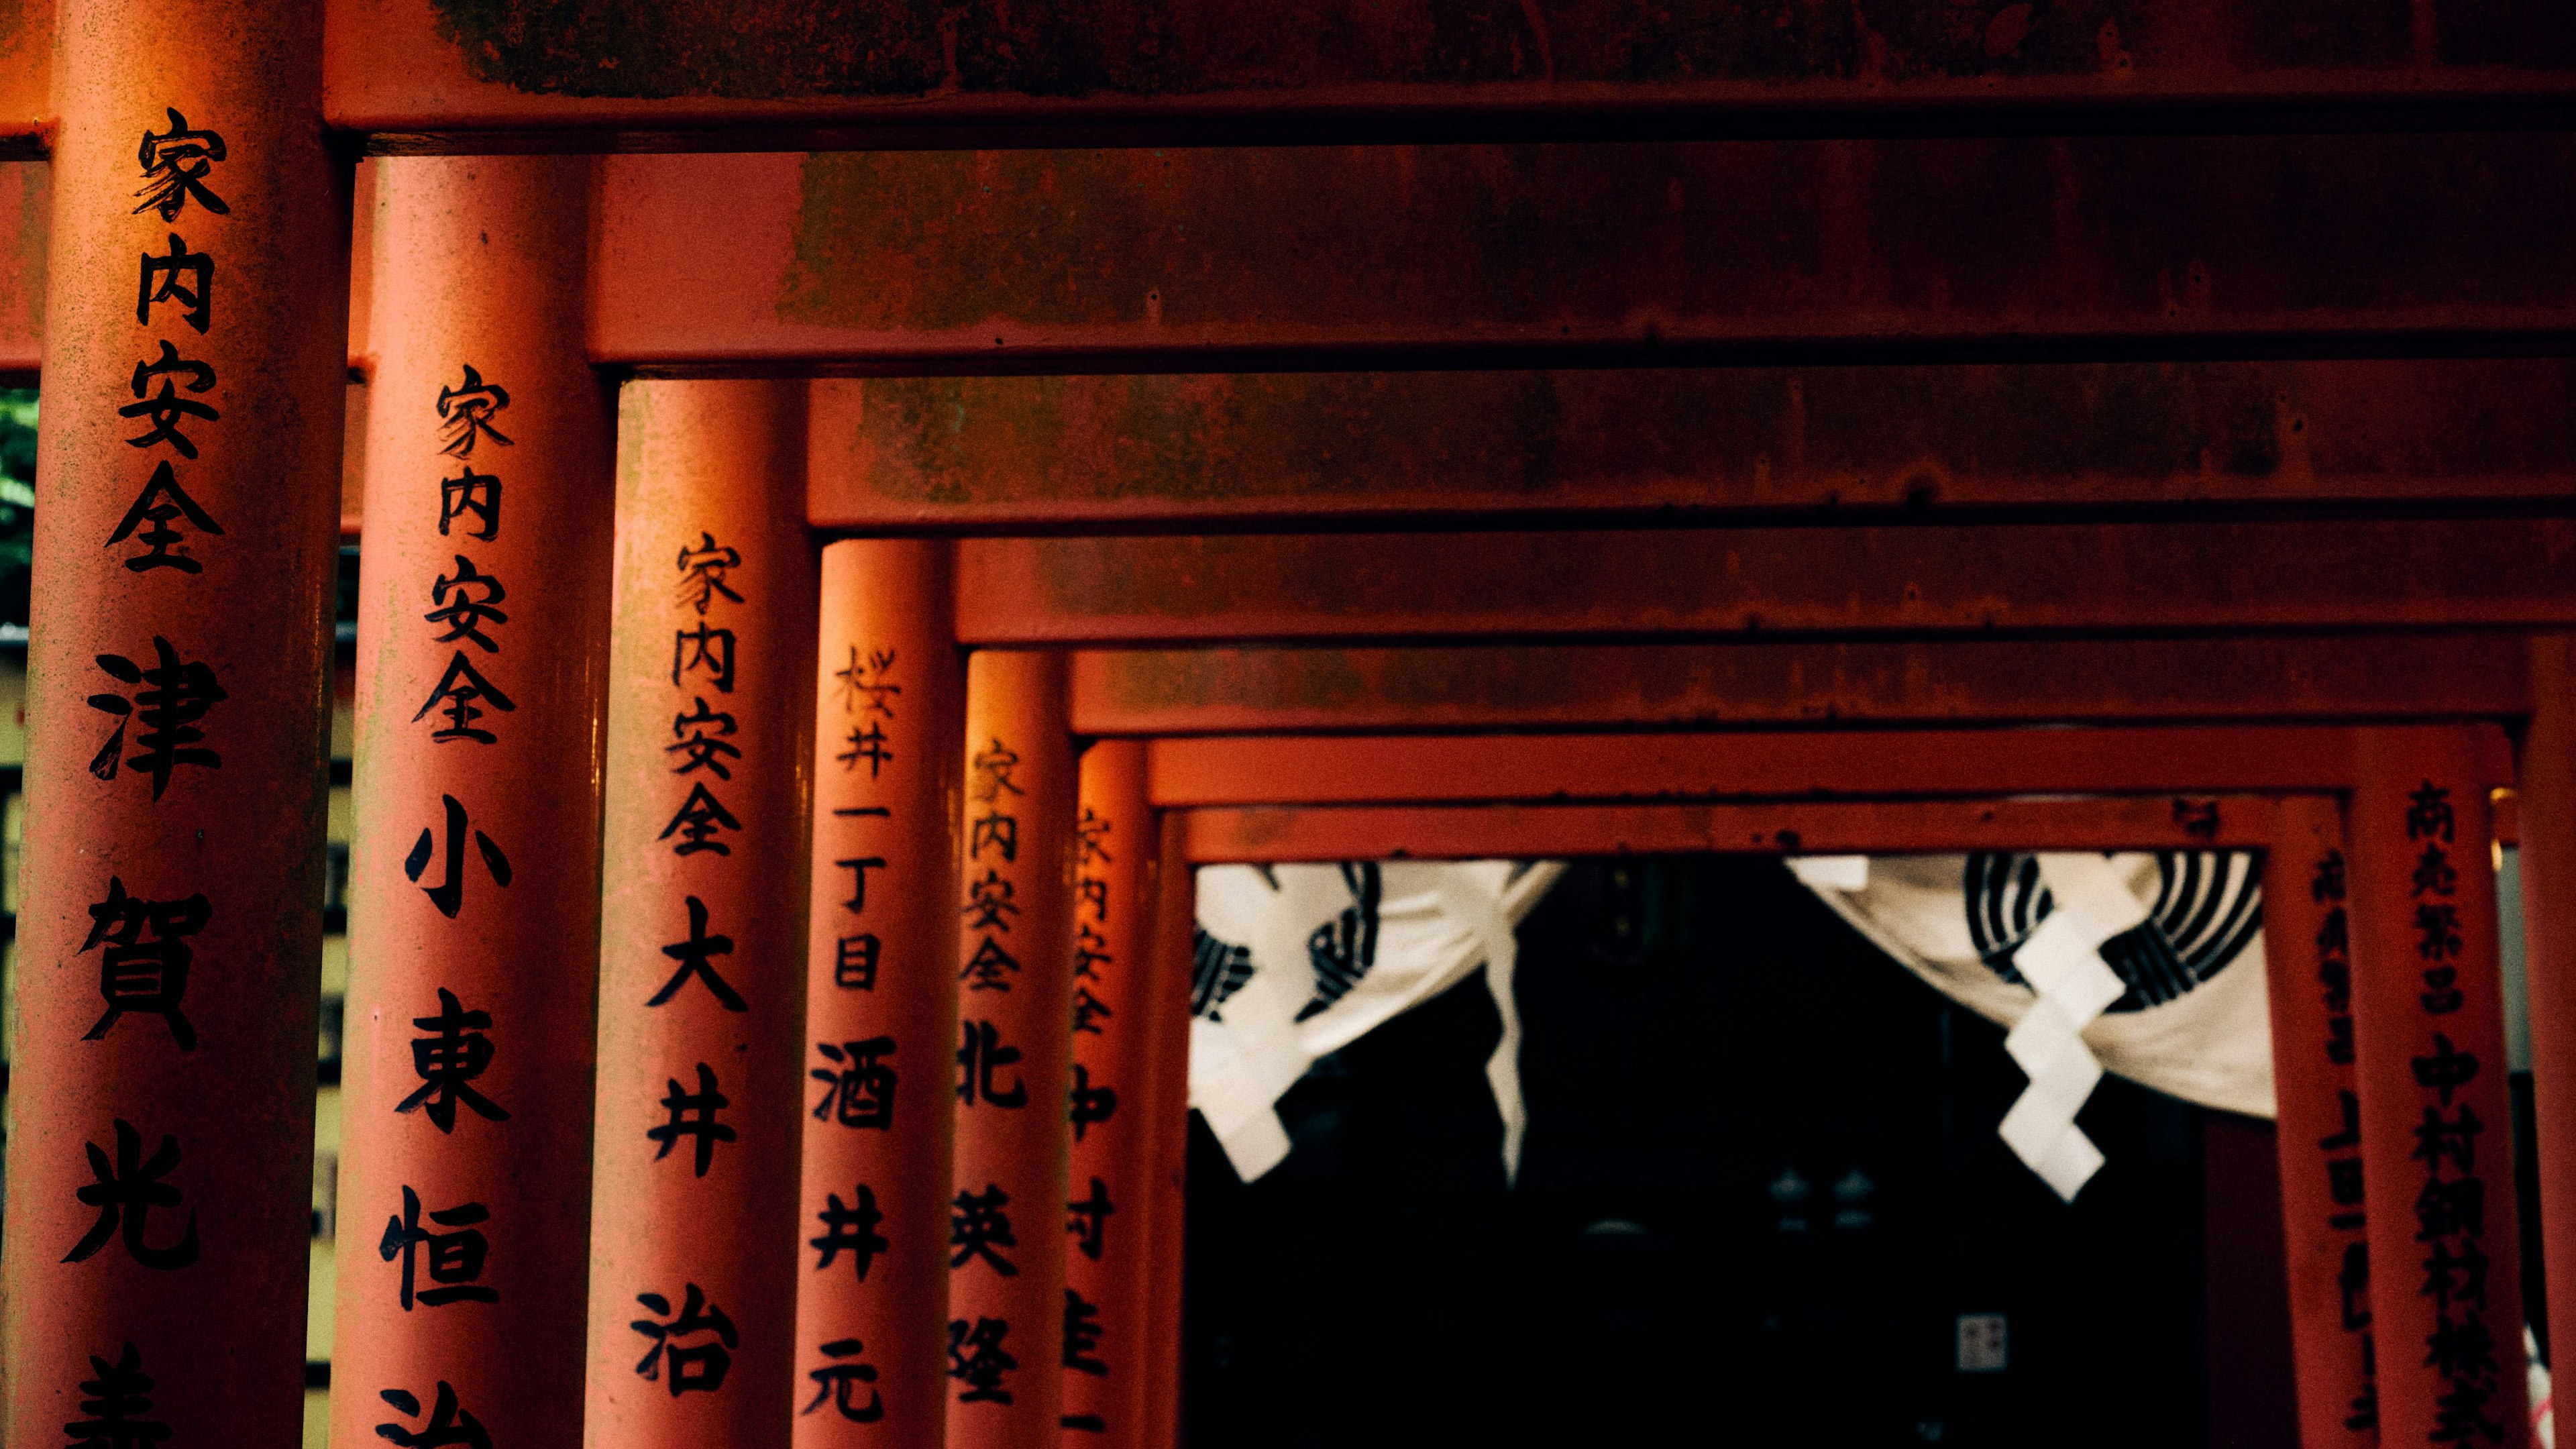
[0,5,2572,1449]
[1139,723,2522,1449]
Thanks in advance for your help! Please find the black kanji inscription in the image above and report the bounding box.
[64,1120,199,1270]
[66,1341,169,1449]
[378,1185,496,1310]
[647,1063,736,1177]
[812,1037,896,1129]
[136,233,212,333]
[106,460,223,573]
[804,1338,883,1423]
[425,556,508,652]
[89,638,223,798]
[413,651,517,745]
[376,1381,492,1449]
[396,987,509,1132]
[436,366,513,459]
[404,794,512,919]
[133,108,227,221]
[812,1185,889,1281]
[633,1285,737,1395]
[120,341,218,459]
[649,896,747,1011]
[80,875,209,1050]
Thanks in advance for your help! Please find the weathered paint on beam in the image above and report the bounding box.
[1181,796,2286,862]
[18,146,2576,384]
[1069,636,2533,736]
[596,136,2576,372]
[811,360,2576,527]
[1144,725,2518,806]
[314,0,2576,146]
[954,521,2576,645]
[0,3,43,154]
[0,161,43,378]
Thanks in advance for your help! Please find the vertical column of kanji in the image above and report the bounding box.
[1061,740,1152,1444]
[2517,635,2576,1392]
[949,650,1077,1447]
[331,155,614,1449]
[2347,727,2528,1448]
[1134,809,1195,1449]
[796,537,965,1446]
[584,379,815,1449]
[2259,795,2379,1449]
[3,5,347,1446]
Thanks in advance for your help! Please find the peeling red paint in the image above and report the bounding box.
[1180,797,2286,862]
[312,0,2576,141]
[1067,636,2532,734]
[1144,725,2518,806]
[0,160,44,376]
[809,360,2576,527]
[954,521,2576,644]
[590,135,2576,370]
[0,0,46,146]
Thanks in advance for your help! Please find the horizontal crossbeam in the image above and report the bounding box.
[327,3,2576,148]
[18,140,2576,385]
[9,6,2570,153]
[810,360,2576,529]
[1179,795,2289,861]
[1071,636,2531,735]
[1143,724,2517,806]
[600,137,2576,372]
[955,523,2576,644]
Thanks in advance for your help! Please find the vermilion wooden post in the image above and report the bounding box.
[584,380,816,1449]
[949,649,1078,1449]
[2261,794,2378,1449]
[1062,740,1155,1444]
[1136,808,1197,1449]
[796,537,965,1448]
[3,5,347,1444]
[2518,635,2576,1399]
[2347,727,2528,1448]
[331,154,614,1449]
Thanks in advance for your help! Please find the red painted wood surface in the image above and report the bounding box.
[584,380,815,1449]
[2345,727,2528,1448]
[807,360,2576,528]
[333,154,614,1449]
[1144,727,2516,808]
[2259,796,2377,1449]
[311,0,2576,146]
[596,138,2576,372]
[2516,635,2576,1414]
[1180,796,2284,863]
[0,2,44,151]
[0,160,43,378]
[1062,741,1156,1446]
[2,5,348,1444]
[796,539,965,1449]
[805,359,2576,527]
[949,649,1078,1449]
[1135,809,1197,1449]
[1071,637,2531,737]
[955,525,2576,646]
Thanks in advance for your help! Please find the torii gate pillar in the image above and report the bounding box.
[5,3,348,1444]
[584,379,815,1448]
[332,154,615,1448]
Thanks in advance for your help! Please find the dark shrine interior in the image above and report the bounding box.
[1182,855,2442,1449]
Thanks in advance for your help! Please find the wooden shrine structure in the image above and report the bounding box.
[2,3,2575,1447]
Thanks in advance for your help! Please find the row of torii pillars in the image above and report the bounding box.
[12,11,2576,1449]
[11,86,1214,1446]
